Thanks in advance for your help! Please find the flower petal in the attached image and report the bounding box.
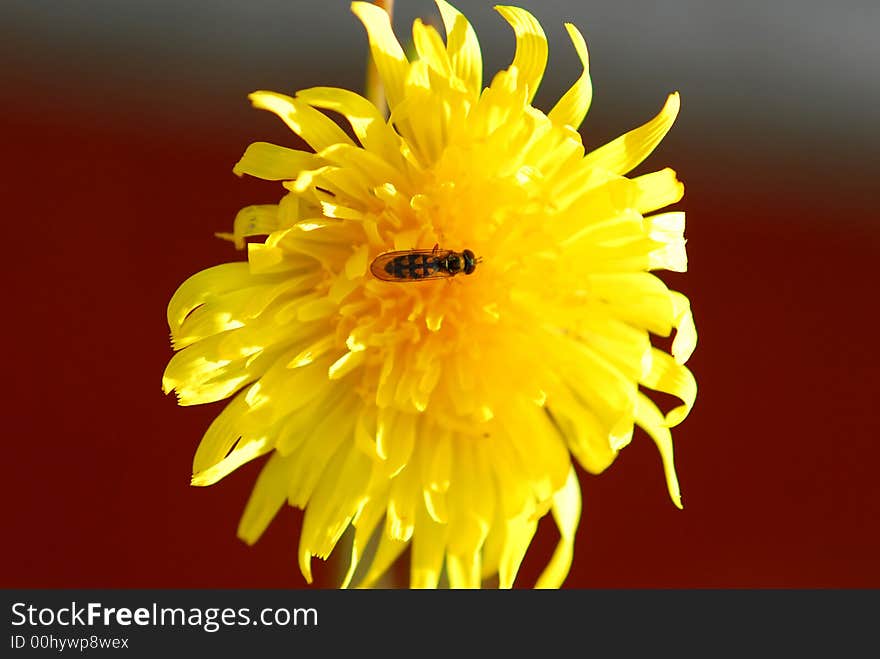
[386,462,419,542]
[490,436,533,520]
[299,445,371,568]
[410,503,447,588]
[582,92,680,175]
[327,349,366,380]
[670,291,697,364]
[317,143,405,193]
[633,167,684,214]
[237,452,294,547]
[360,523,408,588]
[499,399,571,503]
[534,465,581,588]
[646,211,688,272]
[233,142,324,181]
[189,386,279,488]
[166,263,250,333]
[284,406,358,518]
[351,1,409,110]
[497,514,538,589]
[342,482,389,588]
[216,204,279,250]
[412,18,452,78]
[248,91,354,152]
[548,398,618,476]
[376,409,416,478]
[635,393,683,508]
[495,5,548,103]
[446,551,481,589]
[588,272,676,337]
[548,23,592,129]
[295,86,402,166]
[435,0,482,98]
[446,440,493,575]
[163,346,251,406]
[641,347,697,427]
[419,428,452,524]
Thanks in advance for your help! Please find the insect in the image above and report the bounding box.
[370,245,481,282]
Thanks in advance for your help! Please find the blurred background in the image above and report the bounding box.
[2,0,878,588]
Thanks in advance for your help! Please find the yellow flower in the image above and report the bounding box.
[162,0,696,589]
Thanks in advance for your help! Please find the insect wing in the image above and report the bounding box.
[370,249,454,282]
[369,251,401,281]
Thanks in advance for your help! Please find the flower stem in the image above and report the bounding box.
[365,0,394,118]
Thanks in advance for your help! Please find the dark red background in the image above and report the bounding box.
[3,3,878,588]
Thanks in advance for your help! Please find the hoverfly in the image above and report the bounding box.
[370,245,481,282]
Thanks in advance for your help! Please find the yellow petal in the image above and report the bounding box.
[646,211,688,272]
[327,272,361,306]
[342,484,388,588]
[287,334,336,369]
[548,398,618,476]
[296,86,402,166]
[216,204,279,250]
[411,504,447,588]
[291,161,378,208]
[446,551,481,589]
[376,409,416,478]
[547,334,637,428]
[490,436,532,520]
[634,393,683,509]
[166,263,250,333]
[479,514,504,583]
[317,143,405,193]
[169,290,251,351]
[237,453,294,547]
[299,446,370,568]
[495,5,548,103]
[670,291,697,364]
[498,514,538,588]
[391,69,449,166]
[582,92,681,175]
[232,142,323,181]
[641,347,697,427]
[588,272,676,337]
[246,242,291,274]
[241,358,332,430]
[249,91,354,152]
[499,400,570,503]
[420,428,452,494]
[577,311,653,382]
[412,18,452,78]
[535,465,580,588]
[633,167,684,214]
[327,349,366,380]
[192,398,299,479]
[163,346,250,406]
[270,221,360,270]
[351,2,409,110]
[446,440,494,560]
[548,23,592,129]
[435,0,482,98]
[360,525,408,588]
[296,296,338,322]
[386,462,419,542]
[284,396,359,509]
